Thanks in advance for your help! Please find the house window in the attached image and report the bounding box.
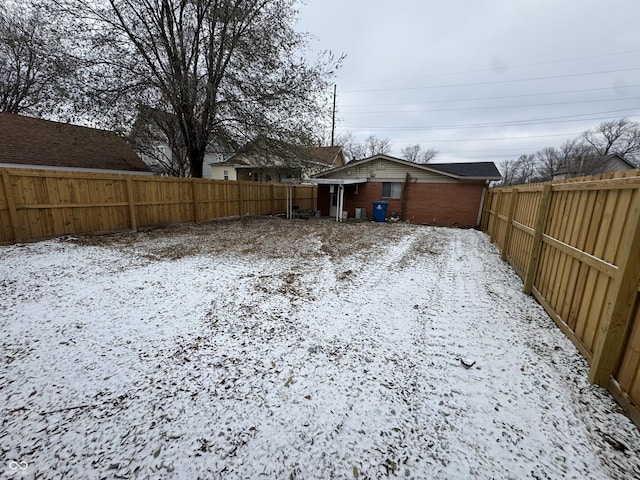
[382,182,402,199]
[252,172,259,182]
[223,170,229,181]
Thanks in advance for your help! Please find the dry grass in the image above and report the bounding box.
[67,217,416,262]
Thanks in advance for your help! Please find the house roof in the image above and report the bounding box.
[215,137,344,169]
[426,162,502,179]
[307,146,345,167]
[0,113,152,173]
[554,153,638,176]
[315,154,502,180]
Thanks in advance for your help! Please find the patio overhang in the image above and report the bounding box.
[300,178,368,222]
[303,178,368,185]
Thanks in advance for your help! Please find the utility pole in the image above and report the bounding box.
[331,84,336,146]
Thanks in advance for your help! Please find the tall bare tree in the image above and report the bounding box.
[535,146,561,181]
[0,1,77,115]
[582,118,640,164]
[56,0,340,177]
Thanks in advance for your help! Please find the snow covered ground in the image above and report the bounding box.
[1,217,639,479]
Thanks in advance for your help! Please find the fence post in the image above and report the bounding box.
[489,190,502,243]
[191,180,200,223]
[1,169,21,242]
[481,189,492,231]
[237,181,245,216]
[589,188,640,386]
[524,184,552,295]
[1,170,22,242]
[270,184,275,215]
[125,176,138,232]
[501,188,518,262]
[314,185,318,211]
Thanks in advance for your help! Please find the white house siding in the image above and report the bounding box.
[605,157,637,173]
[209,165,238,181]
[322,158,457,183]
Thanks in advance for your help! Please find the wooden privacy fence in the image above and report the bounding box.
[0,168,317,245]
[482,170,640,427]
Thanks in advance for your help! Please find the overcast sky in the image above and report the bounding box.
[297,0,640,164]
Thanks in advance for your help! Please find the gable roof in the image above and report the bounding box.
[315,154,502,180]
[0,113,152,174]
[219,137,344,169]
[307,146,345,167]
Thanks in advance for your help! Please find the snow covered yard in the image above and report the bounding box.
[1,217,639,479]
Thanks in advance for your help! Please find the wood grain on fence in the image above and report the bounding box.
[0,168,317,245]
[482,169,640,428]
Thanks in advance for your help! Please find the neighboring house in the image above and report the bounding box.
[0,113,152,175]
[209,137,345,182]
[129,106,226,177]
[553,153,638,180]
[311,154,501,226]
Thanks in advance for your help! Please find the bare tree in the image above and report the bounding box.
[400,144,438,163]
[498,154,537,186]
[333,132,364,162]
[497,159,517,186]
[129,106,191,176]
[495,118,640,185]
[362,134,392,157]
[56,0,340,177]
[400,144,421,162]
[334,132,390,162]
[582,118,640,164]
[420,148,438,163]
[535,146,561,181]
[0,1,77,115]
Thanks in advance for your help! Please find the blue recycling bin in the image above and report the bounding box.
[372,201,388,222]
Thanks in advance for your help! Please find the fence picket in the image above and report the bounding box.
[0,168,316,245]
[483,170,640,429]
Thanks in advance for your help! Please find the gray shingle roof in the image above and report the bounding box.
[427,162,502,179]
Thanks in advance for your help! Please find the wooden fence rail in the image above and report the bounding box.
[481,170,640,428]
[0,168,317,245]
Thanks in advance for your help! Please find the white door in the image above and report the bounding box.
[329,188,337,217]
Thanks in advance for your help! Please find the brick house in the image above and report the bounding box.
[0,113,152,175]
[312,154,501,226]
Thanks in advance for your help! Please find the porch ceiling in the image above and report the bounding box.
[303,178,368,185]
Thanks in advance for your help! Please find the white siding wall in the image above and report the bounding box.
[209,165,237,181]
[322,158,457,183]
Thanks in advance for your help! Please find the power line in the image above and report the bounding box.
[339,49,640,87]
[341,66,640,93]
[339,97,640,115]
[338,84,640,108]
[337,108,640,131]
[364,132,583,143]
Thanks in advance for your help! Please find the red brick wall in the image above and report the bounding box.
[404,182,485,226]
[318,182,485,226]
[318,185,331,216]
